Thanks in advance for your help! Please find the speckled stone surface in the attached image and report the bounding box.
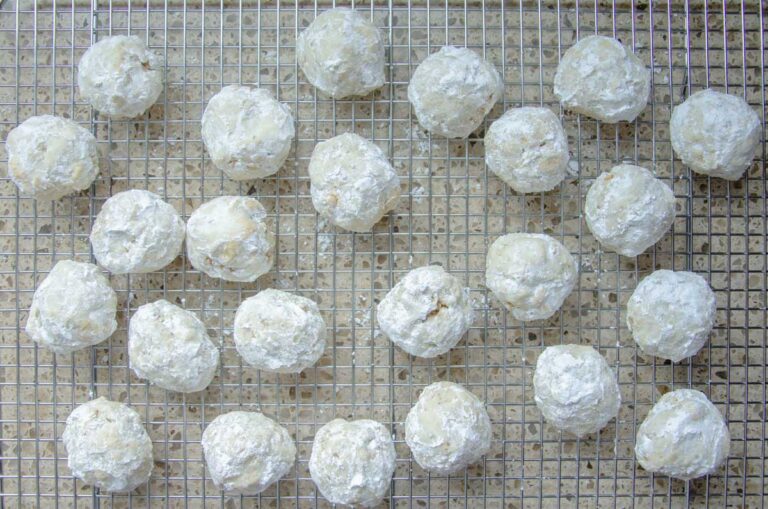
[0,1,765,508]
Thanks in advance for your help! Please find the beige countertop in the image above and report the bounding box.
[0,1,765,507]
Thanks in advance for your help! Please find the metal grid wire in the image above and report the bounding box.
[0,0,765,507]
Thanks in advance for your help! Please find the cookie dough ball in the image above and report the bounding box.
[77,35,163,119]
[234,289,326,373]
[627,270,716,362]
[485,233,578,321]
[405,381,492,474]
[554,35,650,123]
[308,133,400,232]
[377,265,474,358]
[309,418,395,507]
[670,89,761,180]
[202,411,296,495]
[485,107,569,193]
[5,115,100,201]
[635,389,730,480]
[533,345,621,437]
[63,397,153,492]
[186,196,275,282]
[584,164,676,257]
[201,85,295,181]
[297,8,385,99]
[26,260,117,355]
[128,300,219,393]
[408,46,503,138]
[90,190,185,274]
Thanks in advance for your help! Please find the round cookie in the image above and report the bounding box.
[234,289,327,373]
[308,133,400,232]
[26,260,117,355]
[128,300,219,393]
[186,196,275,282]
[202,411,296,495]
[485,107,570,193]
[63,397,153,492]
[5,115,100,201]
[297,8,385,99]
[670,89,761,180]
[584,164,676,257]
[635,389,730,480]
[309,418,396,507]
[627,270,716,362]
[201,85,295,180]
[485,233,578,321]
[90,190,185,274]
[78,35,163,119]
[405,381,492,474]
[554,35,650,123]
[377,265,474,358]
[408,45,503,138]
[533,344,621,437]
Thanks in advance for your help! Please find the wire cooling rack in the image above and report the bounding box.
[0,0,765,507]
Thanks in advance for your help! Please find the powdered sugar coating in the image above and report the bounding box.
[635,389,730,480]
[90,189,185,274]
[405,381,492,475]
[533,344,621,437]
[309,418,396,507]
[77,35,163,119]
[6,115,100,200]
[408,46,503,138]
[63,397,153,492]
[234,289,327,373]
[201,85,295,180]
[627,270,716,362]
[297,8,385,99]
[26,260,117,355]
[670,89,761,180]
[186,196,275,282]
[202,411,296,495]
[308,133,400,232]
[554,35,650,123]
[584,164,676,257]
[485,107,569,193]
[485,233,578,321]
[128,300,219,393]
[377,265,474,358]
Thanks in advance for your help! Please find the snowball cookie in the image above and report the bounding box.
[584,164,676,257]
[408,46,503,138]
[63,397,153,492]
[485,107,569,193]
[670,89,761,180]
[554,35,650,123]
[635,389,730,480]
[26,260,117,355]
[78,35,163,119]
[5,115,100,201]
[533,344,621,437]
[128,300,219,393]
[377,265,474,358]
[405,381,492,474]
[308,133,400,232]
[186,196,275,282]
[201,411,296,495]
[627,270,716,363]
[309,418,396,507]
[485,233,578,321]
[90,189,185,274]
[296,8,385,99]
[233,289,326,373]
[201,85,295,181]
